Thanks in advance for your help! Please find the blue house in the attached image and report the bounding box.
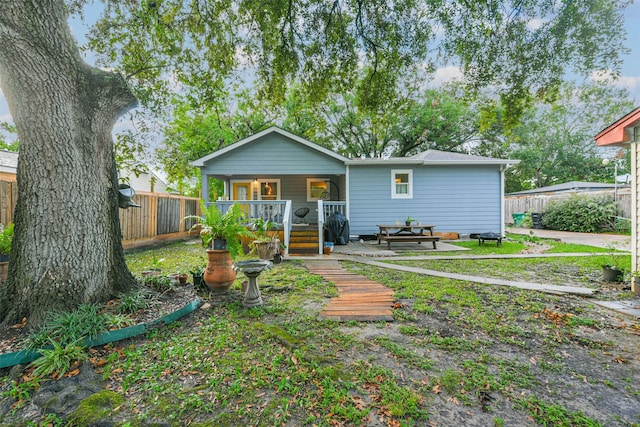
[192,127,518,255]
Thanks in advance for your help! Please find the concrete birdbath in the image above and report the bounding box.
[233,259,273,308]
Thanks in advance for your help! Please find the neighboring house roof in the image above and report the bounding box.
[0,150,18,174]
[594,106,640,146]
[506,181,627,196]
[191,126,349,167]
[119,168,173,194]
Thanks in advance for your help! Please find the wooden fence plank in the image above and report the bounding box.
[0,180,200,244]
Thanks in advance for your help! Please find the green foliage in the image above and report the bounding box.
[25,304,106,349]
[475,82,634,193]
[116,288,151,314]
[103,313,135,329]
[30,339,88,378]
[184,202,254,258]
[156,99,273,195]
[0,120,18,151]
[516,397,602,427]
[251,217,279,243]
[141,274,176,292]
[0,222,14,255]
[542,195,617,233]
[0,376,40,406]
[87,1,628,130]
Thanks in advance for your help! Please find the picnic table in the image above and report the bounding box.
[376,224,440,250]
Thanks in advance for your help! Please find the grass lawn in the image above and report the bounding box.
[1,237,638,427]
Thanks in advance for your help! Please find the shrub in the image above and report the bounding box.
[542,194,616,233]
[0,223,14,255]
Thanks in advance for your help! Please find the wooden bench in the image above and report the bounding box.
[377,234,441,250]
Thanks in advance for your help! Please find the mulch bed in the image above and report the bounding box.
[0,284,199,357]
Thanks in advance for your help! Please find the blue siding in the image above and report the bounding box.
[201,134,345,175]
[348,165,502,235]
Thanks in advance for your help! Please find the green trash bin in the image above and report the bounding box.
[512,213,526,227]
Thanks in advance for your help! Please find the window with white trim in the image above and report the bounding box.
[307,178,330,202]
[391,169,412,199]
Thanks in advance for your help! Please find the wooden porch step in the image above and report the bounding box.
[290,231,319,238]
[290,236,319,243]
[289,242,319,249]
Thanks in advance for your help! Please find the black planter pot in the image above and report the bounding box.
[212,239,228,251]
[602,266,624,282]
[192,273,205,289]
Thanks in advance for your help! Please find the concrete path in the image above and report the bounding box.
[295,229,639,314]
[346,256,596,296]
[507,227,631,251]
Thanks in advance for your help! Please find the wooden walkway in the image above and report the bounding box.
[305,260,395,321]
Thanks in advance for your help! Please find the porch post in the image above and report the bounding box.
[201,174,209,205]
[345,166,350,220]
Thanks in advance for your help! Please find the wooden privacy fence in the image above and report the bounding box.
[505,188,631,224]
[0,180,17,227]
[119,192,200,243]
[0,180,200,245]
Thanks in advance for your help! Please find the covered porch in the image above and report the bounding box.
[212,198,347,256]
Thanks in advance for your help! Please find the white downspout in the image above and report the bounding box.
[500,165,506,237]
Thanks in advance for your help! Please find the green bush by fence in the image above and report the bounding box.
[542,194,617,233]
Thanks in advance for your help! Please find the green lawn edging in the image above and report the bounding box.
[0,298,202,369]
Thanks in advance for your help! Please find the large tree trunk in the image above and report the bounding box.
[0,1,137,327]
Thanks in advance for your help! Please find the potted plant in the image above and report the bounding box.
[190,265,206,289]
[184,202,254,291]
[251,217,279,260]
[405,216,415,226]
[141,255,164,277]
[602,250,624,282]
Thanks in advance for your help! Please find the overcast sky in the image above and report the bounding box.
[1,4,639,126]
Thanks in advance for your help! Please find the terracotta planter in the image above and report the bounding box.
[204,249,236,292]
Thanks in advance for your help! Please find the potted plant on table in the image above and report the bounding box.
[405,216,415,226]
[184,202,254,292]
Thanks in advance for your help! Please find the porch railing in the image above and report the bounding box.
[317,200,348,255]
[213,200,292,256]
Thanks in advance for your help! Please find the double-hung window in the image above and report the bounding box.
[391,169,412,199]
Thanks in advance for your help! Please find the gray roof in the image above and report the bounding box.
[409,149,509,162]
[0,150,18,170]
[345,149,518,166]
[507,181,625,196]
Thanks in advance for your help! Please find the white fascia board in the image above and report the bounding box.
[419,160,520,166]
[345,159,520,166]
[344,159,423,166]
